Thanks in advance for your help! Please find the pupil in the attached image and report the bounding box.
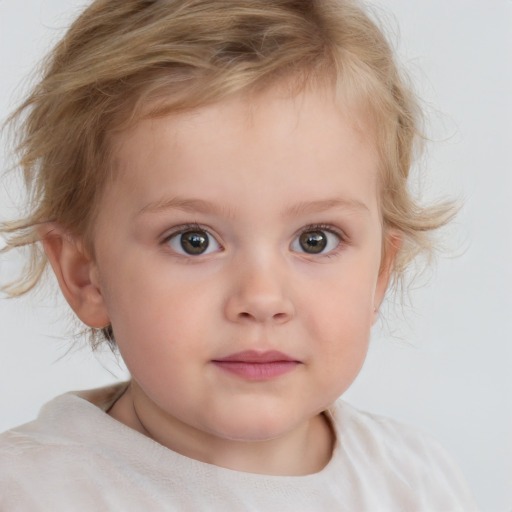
[181,231,209,254]
[299,231,327,253]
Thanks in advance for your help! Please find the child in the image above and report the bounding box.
[0,0,478,510]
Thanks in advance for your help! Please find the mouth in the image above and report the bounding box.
[211,350,301,381]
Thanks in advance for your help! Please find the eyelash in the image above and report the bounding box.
[292,223,348,256]
[161,223,222,250]
[161,223,348,257]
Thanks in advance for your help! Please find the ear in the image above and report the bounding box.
[372,230,402,324]
[38,223,110,329]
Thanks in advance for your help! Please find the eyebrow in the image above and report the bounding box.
[137,196,370,218]
[137,197,229,217]
[284,198,370,217]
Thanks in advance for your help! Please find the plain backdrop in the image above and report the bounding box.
[0,1,511,510]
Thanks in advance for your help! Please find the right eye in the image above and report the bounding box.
[166,229,221,256]
[290,227,341,255]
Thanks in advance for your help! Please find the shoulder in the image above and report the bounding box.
[0,384,133,511]
[328,400,479,511]
[0,390,103,476]
[331,399,450,459]
[0,383,129,459]
[330,399,464,473]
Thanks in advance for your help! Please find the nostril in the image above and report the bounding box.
[236,311,289,322]
[227,296,295,324]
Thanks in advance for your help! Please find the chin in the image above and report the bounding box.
[207,411,304,443]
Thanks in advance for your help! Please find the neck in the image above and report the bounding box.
[108,381,334,476]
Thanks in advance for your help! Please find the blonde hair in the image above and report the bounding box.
[1,0,454,340]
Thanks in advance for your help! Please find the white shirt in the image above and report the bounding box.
[0,383,478,511]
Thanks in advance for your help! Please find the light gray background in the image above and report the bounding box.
[0,1,510,510]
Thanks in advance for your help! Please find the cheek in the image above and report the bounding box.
[99,258,219,353]
[105,281,214,397]
[307,265,377,329]
[301,262,377,372]
[310,301,372,402]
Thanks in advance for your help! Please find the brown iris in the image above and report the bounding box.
[299,231,327,253]
[180,231,209,254]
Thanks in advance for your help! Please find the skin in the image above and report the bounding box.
[42,84,399,476]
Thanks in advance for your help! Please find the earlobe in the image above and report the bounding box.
[372,231,403,324]
[38,223,110,328]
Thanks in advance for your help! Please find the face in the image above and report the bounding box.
[90,85,392,445]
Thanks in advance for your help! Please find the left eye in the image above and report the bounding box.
[290,229,341,254]
[167,229,221,256]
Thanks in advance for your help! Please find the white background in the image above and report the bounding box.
[0,1,510,510]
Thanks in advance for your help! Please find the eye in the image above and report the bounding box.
[167,228,221,256]
[290,228,341,255]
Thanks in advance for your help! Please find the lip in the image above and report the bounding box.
[212,350,301,381]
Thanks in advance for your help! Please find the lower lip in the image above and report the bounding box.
[212,361,299,380]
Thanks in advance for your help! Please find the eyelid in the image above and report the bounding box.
[161,223,216,240]
[295,223,348,240]
[290,223,348,255]
[161,223,223,255]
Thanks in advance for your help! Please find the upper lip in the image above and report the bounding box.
[213,350,299,363]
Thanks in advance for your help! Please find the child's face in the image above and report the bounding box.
[88,85,393,444]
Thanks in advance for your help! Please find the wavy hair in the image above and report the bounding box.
[1,0,455,342]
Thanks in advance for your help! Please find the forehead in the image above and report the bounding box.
[113,82,378,160]
[105,84,381,219]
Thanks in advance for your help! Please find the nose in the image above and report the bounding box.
[224,260,295,325]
